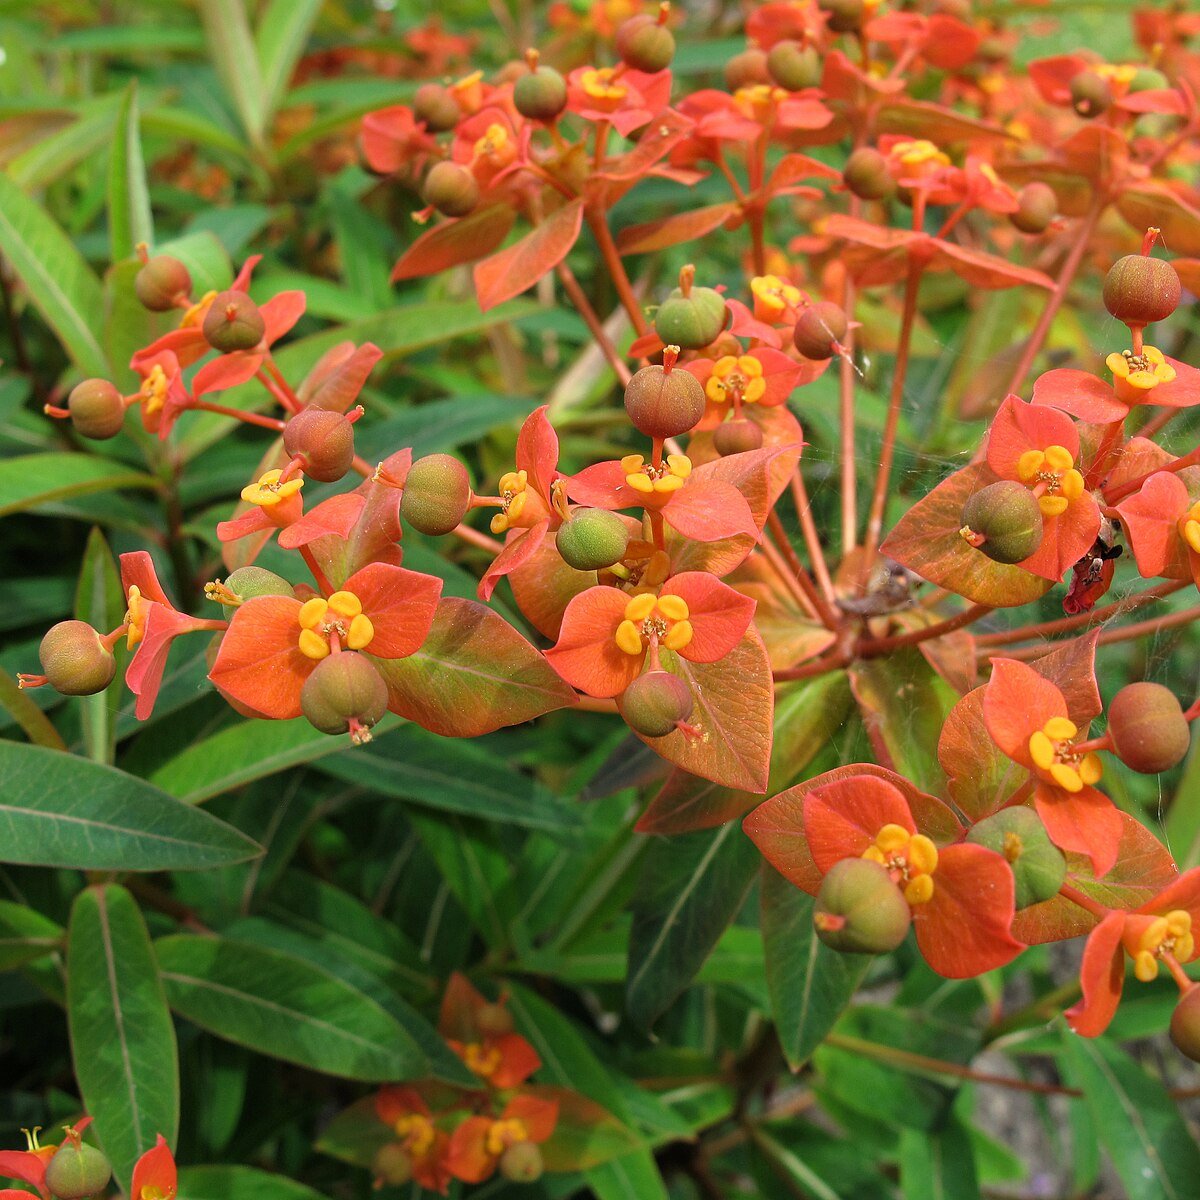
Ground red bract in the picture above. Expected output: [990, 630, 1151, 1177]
[982, 658, 1121, 876]
[361, 105, 439, 174]
[446, 1094, 558, 1183]
[1033, 351, 1200, 424]
[130, 1135, 177, 1200]
[1066, 870, 1200, 1037]
[208, 563, 441, 719]
[374, 1087, 452, 1195]
[546, 572, 755, 698]
[745, 771, 1023, 978]
[438, 973, 541, 1089]
[565, 65, 672, 135]
[985, 395, 1101, 581]
[685, 346, 804, 427]
[1116, 470, 1200, 587]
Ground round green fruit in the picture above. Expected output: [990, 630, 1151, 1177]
[622, 670, 694, 738]
[39, 621, 116, 696]
[968, 808, 1066, 909]
[960, 481, 1044, 565]
[202, 290, 265, 353]
[1107, 682, 1191, 774]
[624, 362, 706, 439]
[813, 858, 912, 954]
[654, 286, 729, 349]
[44, 1141, 112, 1200]
[401, 454, 473, 536]
[556, 509, 629, 571]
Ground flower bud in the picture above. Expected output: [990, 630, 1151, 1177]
[513, 65, 568, 121]
[616, 14, 675, 74]
[500, 1142, 544, 1183]
[767, 40, 822, 92]
[1170, 986, 1200, 1062]
[414, 83, 460, 132]
[813, 858, 912, 954]
[422, 160, 480, 218]
[1108, 682, 1191, 774]
[134, 254, 192, 312]
[373, 1143, 414, 1187]
[1103, 254, 1182, 327]
[283, 409, 356, 482]
[967, 808, 1066, 909]
[222, 566, 295, 601]
[843, 147, 896, 201]
[44, 1140, 112, 1200]
[793, 302, 848, 360]
[818, 0, 866, 34]
[301, 652, 389, 740]
[39, 621, 116, 696]
[401, 453, 472, 536]
[1010, 182, 1057, 234]
[654, 286, 729, 349]
[724, 48, 770, 90]
[1069, 69, 1112, 118]
[959, 481, 1043, 565]
[67, 378, 126, 439]
[556, 508, 629, 571]
[476, 1000, 515, 1036]
[713, 419, 763, 456]
[1129, 67, 1170, 94]
[621, 670, 694, 738]
[202, 290, 265, 353]
[624, 359, 706, 438]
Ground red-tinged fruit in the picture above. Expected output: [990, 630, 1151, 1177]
[624, 359, 706, 438]
[413, 82, 459, 131]
[44, 1140, 112, 1200]
[818, 0, 866, 34]
[1171, 987, 1200, 1062]
[475, 1001, 515, 1037]
[1107, 681, 1190, 774]
[66, 378, 126, 439]
[967, 807, 1066, 909]
[373, 1143, 414, 1187]
[1069, 69, 1112, 117]
[499, 1142, 544, 1183]
[134, 254, 191, 311]
[843, 147, 896, 201]
[724, 48, 770, 90]
[767, 40, 822, 91]
[654, 286, 729, 349]
[283, 409, 356, 482]
[1011, 182, 1057, 235]
[793, 302, 848, 361]
[1103, 254, 1182, 327]
[39, 621, 116, 695]
[960, 481, 1044, 565]
[422, 160, 480, 217]
[202, 289, 265, 352]
[622, 670, 694, 737]
[401, 453, 472, 535]
[513, 65, 568, 120]
[713, 418, 764, 456]
[813, 858, 912, 954]
[556, 508, 629, 571]
[300, 651, 389, 741]
[616, 13, 675, 73]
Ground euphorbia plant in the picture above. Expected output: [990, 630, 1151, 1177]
[8, 0, 1200, 1195]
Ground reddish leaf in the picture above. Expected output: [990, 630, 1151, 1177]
[473, 199, 584, 312]
[938, 686, 1026, 821]
[662, 478, 759, 543]
[391, 205, 516, 282]
[375, 597, 576, 735]
[617, 202, 741, 255]
[1117, 185, 1200, 256]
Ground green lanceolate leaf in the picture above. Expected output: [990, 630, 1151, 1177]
[761, 864, 870, 1070]
[177, 1166, 329, 1200]
[254, 0, 323, 127]
[67, 885, 179, 1192]
[899, 1116, 981, 1200]
[625, 822, 760, 1030]
[0, 742, 263, 870]
[155, 935, 431, 1081]
[198, 0, 266, 148]
[0, 899, 64, 970]
[108, 82, 153, 261]
[0, 453, 158, 519]
[74, 527, 125, 764]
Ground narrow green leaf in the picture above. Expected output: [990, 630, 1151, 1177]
[0, 667, 66, 750]
[0, 899, 64, 970]
[0, 453, 157, 519]
[67, 885, 179, 1192]
[108, 83, 154, 262]
[0, 174, 111, 375]
[73, 527, 125, 764]
[0, 742, 263, 871]
[761, 864, 870, 1070]
[1062, 1029, 1200, 1200]
[751, 1128, 841, 1200]
[155, 935, 428, 1081]
[198, 0, 266, 146]
[625, 824, 760, 1030]
[7, 95, 123, 191]
[255, 0, 323, 126]
[900, 1117, 981, 1200]
[177, 1166, 328, 1200]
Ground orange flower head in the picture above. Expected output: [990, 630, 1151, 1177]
[750, 275, 801, 322]
[886, 139, 950, 181]
[179, 290, 218, 329]
[240, 468, 304, 509]
[450, 70, 485, 113]
[579, 66, 629, 108]
[861, 822, 939, 905]
[472, 122, 516, 168]
[1179, 500, 1200, 556]
[1129, 910, 1194, 983]
[1027, 715, 1103, 794]
[614, 591, 693, 656]
[620, 452, 691, 497]
[1015, 443, 1085, 518]
[140, 364, 170, 418]
[1105, 345, 1176, 403]
[704, 356, 767, 406]
[297, 590, 374, 660]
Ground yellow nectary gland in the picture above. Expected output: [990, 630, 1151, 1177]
[141, 365, 169, 416]
[297, 591, 374, 660]
[1027, 716, 1102, 793]
[1106, 345, 1175, 403]
[1179, 501, 1200, 556]
[395, 1113, 436, 1156]
[241, 469, 303, 508]
[1016, 444, 1084, 517]
[490, 469, 529, 534]
[861, 822, 938, 905]
[485, 1118, 529, 1157]
[622, 453, 691, 495]
[614, 592, 693, 656]
[705, 355, 767, 405]
[581, 67, 627, 104]
[462, 1040, 503, 1078]
[125, 585, 148, 650]
[1134, 910, 1195, 982]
